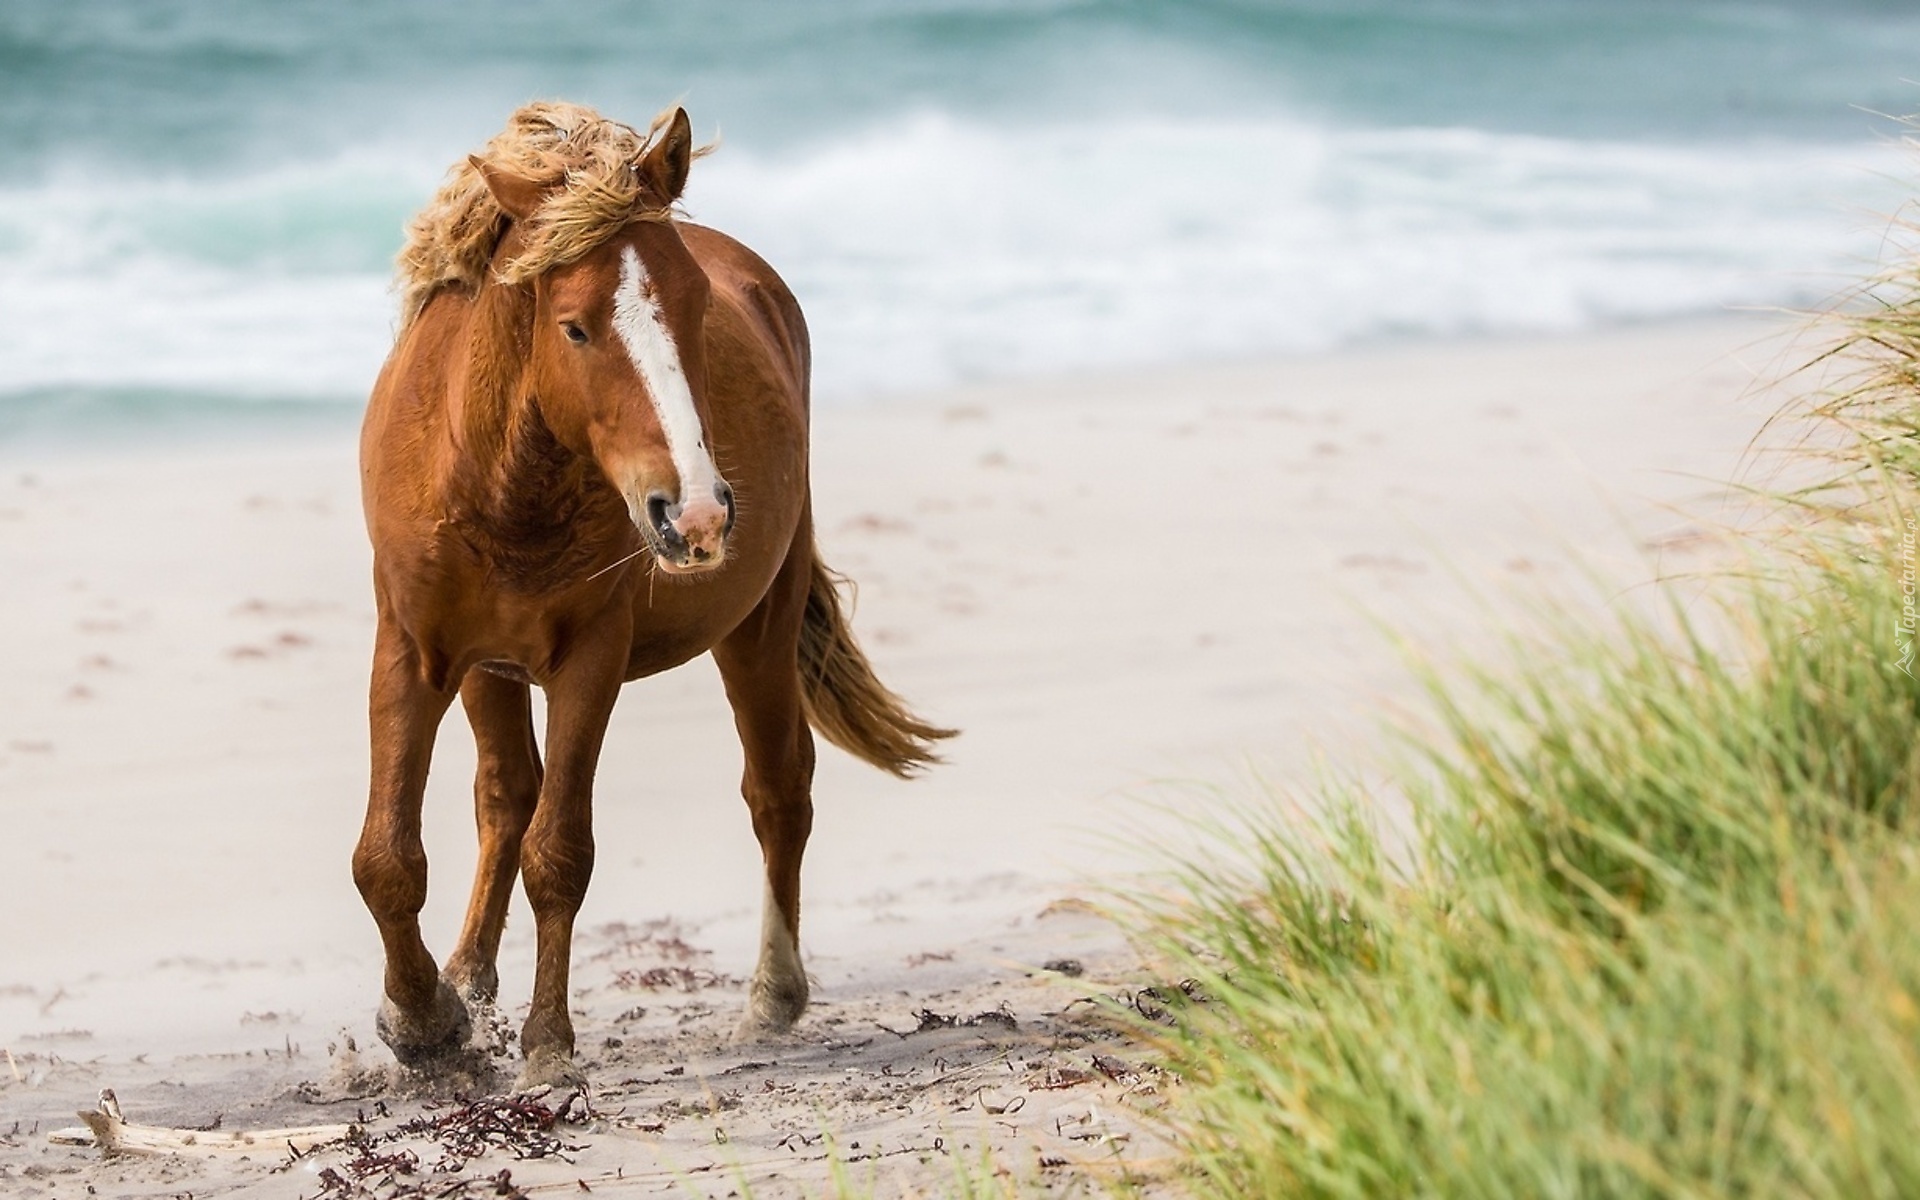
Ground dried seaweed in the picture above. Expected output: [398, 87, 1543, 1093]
[304, 1092, 590, 1199]
[608, 966, 738, 992]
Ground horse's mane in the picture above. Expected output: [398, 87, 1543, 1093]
[394, 101, 700, 331]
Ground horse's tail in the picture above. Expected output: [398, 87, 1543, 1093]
[798, 551, 956, 777]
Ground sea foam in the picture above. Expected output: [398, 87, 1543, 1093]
[0, 110, 1907, 410]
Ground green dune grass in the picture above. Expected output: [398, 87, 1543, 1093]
[1130, 229, 1920, 1197]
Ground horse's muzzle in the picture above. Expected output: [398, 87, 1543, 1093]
[641, 482, 734, 573]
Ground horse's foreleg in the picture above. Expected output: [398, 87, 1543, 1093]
[443, 671, 542, 1006]
[516, 624, 626, 1089]
[352, 619, 467, 1066]
[714, 549, 816, 1041]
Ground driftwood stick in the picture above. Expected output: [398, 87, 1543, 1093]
[48, 1089, 353, 1158]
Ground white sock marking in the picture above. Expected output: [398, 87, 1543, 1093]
[610, 246, 720, 508]
[759, 880, 802, 971]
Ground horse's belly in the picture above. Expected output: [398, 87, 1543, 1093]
[476, 659, 536, 684]
[620, 554, 785, 680]
[475, 624, 708, 686]
[620, 635, 714, 681]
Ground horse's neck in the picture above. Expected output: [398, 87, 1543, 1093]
[446, 285, 622, 564]
[452, 281, 534, 467]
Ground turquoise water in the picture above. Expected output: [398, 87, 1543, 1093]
[4, 0, 1919, 430]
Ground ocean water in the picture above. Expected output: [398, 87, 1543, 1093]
[3, 0, 1919, 433]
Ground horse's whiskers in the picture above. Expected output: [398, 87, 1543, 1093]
[584, 545, 648, 584]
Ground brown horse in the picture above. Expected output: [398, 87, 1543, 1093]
[354, 102, 952, 1087]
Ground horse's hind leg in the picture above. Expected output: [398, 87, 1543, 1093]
[353, 618, 469, 1066]
[442, 670, 542, 1007]
[714, 545, 816, 1040]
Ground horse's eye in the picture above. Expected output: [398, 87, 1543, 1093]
[561, 322, 588, 345]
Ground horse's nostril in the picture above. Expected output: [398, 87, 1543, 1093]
[715, 481, 736, 533]
[644, 492, 676, 539]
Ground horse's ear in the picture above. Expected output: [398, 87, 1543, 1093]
[470, 155, 546, 222]
[636, 108, 693, 205]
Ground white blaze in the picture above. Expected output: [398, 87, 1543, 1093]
[610, 245, 721, 509]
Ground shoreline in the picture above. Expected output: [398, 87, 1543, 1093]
[0, 313, 1812, 1192]
[0, 310, 1800, 456]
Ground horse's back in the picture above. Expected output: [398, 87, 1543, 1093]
[682, 223, 811, 420]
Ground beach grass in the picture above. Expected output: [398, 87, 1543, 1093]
[1126, 226, 1920, 1196]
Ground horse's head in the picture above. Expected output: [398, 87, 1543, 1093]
[474, 109, 732, 576]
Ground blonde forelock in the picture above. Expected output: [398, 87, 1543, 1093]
[393, 102, 706, 330]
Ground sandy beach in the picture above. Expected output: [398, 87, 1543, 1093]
[0, 315, 1806, 1195]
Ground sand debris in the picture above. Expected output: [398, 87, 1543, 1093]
[879, 1005, 1019, 1037]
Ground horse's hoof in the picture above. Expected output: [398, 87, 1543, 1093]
[517, 1048, 586, 1092]
[732, 981, 807, 1044]
[442, 962, 500, 1007]
[376, 981, 472, 1069]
